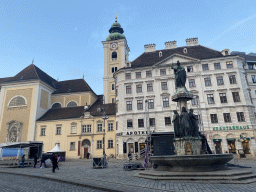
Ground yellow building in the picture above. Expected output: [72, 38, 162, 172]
[0, 64, 116, 159]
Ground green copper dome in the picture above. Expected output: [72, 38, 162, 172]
[106, 20, 125, 41]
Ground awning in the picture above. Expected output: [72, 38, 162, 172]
[0, 141, 43, 149]
[227, 138, 236, 141]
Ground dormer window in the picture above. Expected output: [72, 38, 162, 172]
[112, 52, 117, 61]
[183, 48, 187, 53]
[159, 51, 162, 57]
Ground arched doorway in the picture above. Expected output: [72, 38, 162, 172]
[82, 139, 91, 158]
[212, 134, 222, 154]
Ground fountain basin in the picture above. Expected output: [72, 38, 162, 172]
[151, 153, 233, 172]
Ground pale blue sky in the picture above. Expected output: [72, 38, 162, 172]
[0, 0, 255, 94]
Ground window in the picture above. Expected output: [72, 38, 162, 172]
[82, 125, 91, 133]
[127, 119, 133, 128]
[112, 84, 115, 90]
[192, 96, 199, 105]
[165, 117, 171, 126]
[108, 140, 113, 148]
[189, 79, 196, 87]
[216, 76, 224, 85]
[149, 118, 155, 127]
[202, 64, 209, 71]
[112, 51, 117, 60]
[126, 85, 132, 94]
[214, 63, 221, 70]
[163, 97, 169, 107]
[148, 99, 154, 109]
[204, 77, 212, 86]
[70, 142, 75, 150]
[229, 75, 237, 84]
[136, 72, 141, 79]
[138, 119, 144, 128]
[52, 103, 61, 108]
[248, 64, 254, 70]
[70, 123, 77, 134]
[67, 101, 77, 107]
[146, 71, 152, 77]
[56, 125, 61, 135]
[232, 92, 240, 102]
[97, 124, 103, 132]
[159, 82, 167, 91]
[223, 113, 231, 123]
[126, 101, 132, 111]
[187, 66, 193, 72]
[137, 100, 143, 110]
[111, 67, 118, 73]
[207, 94, 215, 104]
[226, 61, 233, 68]
[125, 73, 131, 79]
[147, 83, 153, 92]
[9, 96, 26, 107]
[108, 123, 113, 131]
[210, 114, 218, 123]
[97, 140, 102, 149]
[40, 127, 46, 136]
[237, 112, 245, 122]
[219, 93, 227, 103]
[136, 84, 142, 93]
[252, 75, 256, 83]
[112, 98, 115, 103]
[160, 69, 166, 76]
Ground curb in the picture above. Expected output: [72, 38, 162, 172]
[0, 170, 122, 192]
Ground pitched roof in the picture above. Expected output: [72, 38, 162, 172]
[130, 45, 224, 69]
[0, 64, 57, 88]
[37, 95, 116, 121]
[52, 79, 95, 95]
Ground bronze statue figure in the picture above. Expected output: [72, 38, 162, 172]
[179, 107, 193, 137]
[171, 60, 186, 89]
[173, 110, 181, 137]
[189, 109, 199, 137]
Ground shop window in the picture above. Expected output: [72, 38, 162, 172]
[165, 117, 171, 126]
[227, 140, 236, 154]
[138, 119, 144, 128]
[214, 140, 222, 154]
[242, 140, 250, 154]
[210, 114, 218, 123]
[219, 93, 227, 103]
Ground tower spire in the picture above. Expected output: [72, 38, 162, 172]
[115, 12, 117, 22]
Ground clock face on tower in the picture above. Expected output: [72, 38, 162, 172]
[110, 42, 118, 50]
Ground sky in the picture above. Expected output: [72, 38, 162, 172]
[0, 0, 255, 95]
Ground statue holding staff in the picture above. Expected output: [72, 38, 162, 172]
[171, 60, 186, 89]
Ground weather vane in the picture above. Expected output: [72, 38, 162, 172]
[115, 12, 117, 22]
[32, 59, 34, 64]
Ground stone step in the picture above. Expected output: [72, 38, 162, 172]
[139, 169, 253, 178]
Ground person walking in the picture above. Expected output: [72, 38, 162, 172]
[56, 154, 61, 170]
[40, 154, 47, 168]
[34, 154, 38, 168]
[87, 151, 90, 159]
[51, 153, 58, 173]
[21, 154, 25, 168]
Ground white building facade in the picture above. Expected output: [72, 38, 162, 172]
[113, 38, 256, 159]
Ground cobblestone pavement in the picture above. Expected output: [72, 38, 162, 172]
[0, 173, 103, 192]
[0, 158, 256, 192]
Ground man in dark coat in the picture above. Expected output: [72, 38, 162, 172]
[40, 154, 47, 168]
[34, 155, 38, 168]
[51, 153, 58, 173]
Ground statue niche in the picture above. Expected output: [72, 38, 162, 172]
[6, 120, 22, 143]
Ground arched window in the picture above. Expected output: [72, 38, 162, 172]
[52, 103, 62, 108]
[67, 101, 78, 107]
[8, 96, 26, 107]
[112, 52, 117, 60]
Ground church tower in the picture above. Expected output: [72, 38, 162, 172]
[102, 16, 130, 104]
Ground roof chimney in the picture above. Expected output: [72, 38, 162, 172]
[186, 38, 199, 46]
[165, 41, 177, 49]
[144, 44, 156, 52]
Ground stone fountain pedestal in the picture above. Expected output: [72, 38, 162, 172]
[173, 137, 202, 155]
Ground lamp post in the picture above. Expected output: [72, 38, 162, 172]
[102, 96, 109, 156]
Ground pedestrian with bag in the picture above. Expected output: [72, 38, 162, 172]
[51, 153, 58, 173]
[40, 154, 47, 168]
